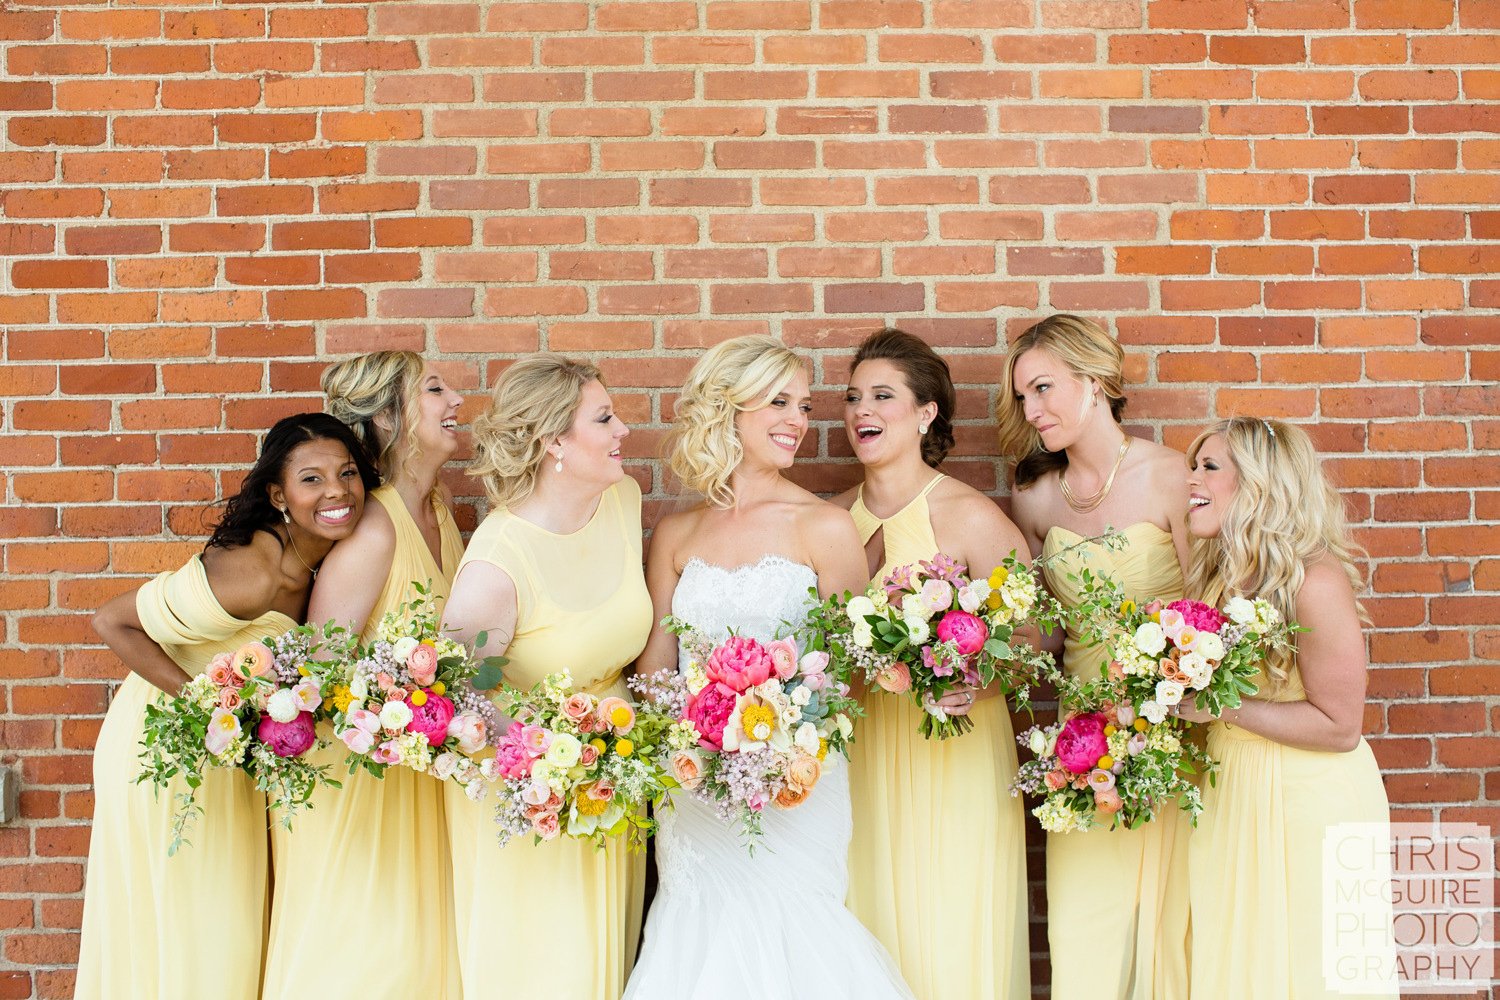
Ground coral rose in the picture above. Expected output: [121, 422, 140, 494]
[670, 748, 706, 790]
[407, 643, 439, 687]
[1055, 712, 1109, 775]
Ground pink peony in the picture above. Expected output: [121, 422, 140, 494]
[491, 722, 532, 780]
[936, 610, 989, 656]
[256, 710, 317, 758]
[1055, 712, 1109, 775]
[705, 636, 774, 693]
[765, 639, 799, 680]
[407, 643, 439, 687]
[1164, 599, 1226, 634]
[874, 661, 911, 694]
[405, 691, 455, 748]
[683, 681, 738, 751]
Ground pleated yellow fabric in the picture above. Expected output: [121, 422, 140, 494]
[76, 555, 295, 1000]
[445, 477, 652, 1000]
[1188, 665, 1396, 999]
[845, 477, 1031, 1000]
[1041, 522, 1191, 1000]
[261, 486, 464, 1000]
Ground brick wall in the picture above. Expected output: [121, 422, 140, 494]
[2, 1, 1497, 996]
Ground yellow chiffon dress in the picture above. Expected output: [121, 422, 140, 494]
[1188, 623, 1395, 999]
[76, 555, 292, 1000]
[261, 486, 464, 999]
[845, 475, 1031, 999]
[445, 477, 652, 999]
[1041, 522, 1191, 1000]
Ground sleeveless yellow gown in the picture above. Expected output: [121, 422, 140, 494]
[261, 486, 464, 999]
[76, 555, 292, 1000]
[846, 475, 1031, 999]
[445, 477, 652, 999]
[1041, 522, 1190, 1000]
[1188, 600, 1396, 999]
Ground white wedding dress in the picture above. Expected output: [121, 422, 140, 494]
[624, 555, 915, 1000]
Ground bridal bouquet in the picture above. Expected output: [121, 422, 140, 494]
[487, 672, 677, 850]
[137, 624, 345, 854]
[319, 584, 502, 799]
[806, 552, 1062, 739]
[632, 620, 860, 843]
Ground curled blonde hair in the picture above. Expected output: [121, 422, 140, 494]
[996, 315, 1128, 490]
[468, 354, 602, 509]
[666, 335, 806, 508]
[321, 351, 425, 481]
[1185, 417, 1368, 693]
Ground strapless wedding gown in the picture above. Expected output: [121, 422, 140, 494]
[623, 555, 915, 1000]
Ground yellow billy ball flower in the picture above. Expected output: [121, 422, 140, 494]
[1133, 718, 1149, 732]
[1119, 600, 1136, 616]
[1149, 611, 1161, 623]
[297, 665, 310, 677]
[609, 705, 633, 729]
[817, 738, 829, 760]
[614, 739, 634, 758]
[430, 681, 445, 696]
[1097, 754, 1114, 769]
[1103, 724, 1118, 737]
[590, 738, 608, 755]
[410, 690, 428, 707]
[988, 566, 1009, 587]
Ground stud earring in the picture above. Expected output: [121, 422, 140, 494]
[918, 424, 928, 434]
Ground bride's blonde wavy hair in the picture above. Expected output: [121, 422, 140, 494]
[468, 354, 601, 509]
[1185, 417, 1368, 693]
[666, 335, 806, 509]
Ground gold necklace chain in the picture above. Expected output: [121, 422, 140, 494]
[285, 524, 318, 578]
[1059, 436, 1131, 514]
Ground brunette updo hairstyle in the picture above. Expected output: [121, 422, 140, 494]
[851, 328, 956, 468]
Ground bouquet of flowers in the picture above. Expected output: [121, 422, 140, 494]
[486, 672, 677, 850]
[137, 624, 345, 854]
[631, 620, 860, 843]
[319, 584, 502, 799]
[806, 553, 1062, 739]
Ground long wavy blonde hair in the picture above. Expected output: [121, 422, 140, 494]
[1185, 417, 1368, 692]
[665, 335, 806, 508]
[468, 354, 602, 509]
[995, 314, 1128, 490]
[321, 351, 426, 482]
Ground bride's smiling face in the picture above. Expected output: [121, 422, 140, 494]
[734, 369, 812, 472]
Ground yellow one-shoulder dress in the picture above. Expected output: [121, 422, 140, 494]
[1189, 653, 1395, 999]
[76, 555, 292, 1000]
[445, 477, 652, 999]
[261, 486, 464, 999]
[1041, 522, 1191, 1000]
[845, 476, 1031, 1000]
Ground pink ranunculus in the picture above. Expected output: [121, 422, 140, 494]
[217, 687, 243, 711]
[1093, 786, 1124, 815]
[340, 726, 375, 755]
[520, 723, 551, 757]
[405, 691, 455, 748]
[407, 643, 439, 687]
[257, 710, 317, 758]
[1054, 712, 1109, 775]
[596, 696, 636, 735]
[532, 811, 561, 840]
[683, 681, 738, 752]
[1165, 599, 1226, 635]
[936, 609, 989, 656]
[579, 743, 599, 766]
[561, 693, 596, 724]
[765, 638, 799, 680]
[232, 641, 274, 680]
[874, 660, 911, 694]
[446, 711, 489, 754]
[705, 636, 774, 693]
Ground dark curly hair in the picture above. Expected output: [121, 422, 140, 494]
[206, 413, 380, 551]
[851, 328, 957, 468]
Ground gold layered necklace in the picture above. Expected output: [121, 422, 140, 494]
[285, 525, 318, 579]
[1059, 436, 1131, 513]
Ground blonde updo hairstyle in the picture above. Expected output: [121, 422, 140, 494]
[996, 314, 1129, 490]
[321, 350, 426, 481]
[1185, 417, 1368, 693]
[666, 335, 806, 509]
[468, 354, 603, 509]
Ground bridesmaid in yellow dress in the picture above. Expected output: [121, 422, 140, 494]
[1175, 418, 1395, 999]
[999, 315, 1195, 1000]
[261, 351, 466, 998]
[78, 413, 375, 1000]
[441, 354, 651, 999]
[836, 329, 1031, 999]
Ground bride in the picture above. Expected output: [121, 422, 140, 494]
[625, 336, 915, 1000]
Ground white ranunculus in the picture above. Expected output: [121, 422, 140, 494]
[851, 621, 874, 648]
[846, 596, 876, 621]
[1192, 632, 1225, 662]
[794, 722, 820, 756]
[349, 675, 369, 701]
[1224, 596, 1256, 625]
[266, 688, 301, 724]
[835, 714, 853, 740]
[391, 636, 419, 664]
[1028, 729, 1048, 757]
[379, 699, 413, 731]
[1141, 700, 1168, 725]
[544, 732, 582, 768]
[1133, 621, 1168, 656]
[1179, 652, 1213, 689]
[1155, 679, 1185, 707]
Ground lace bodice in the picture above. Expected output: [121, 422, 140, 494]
[670, 554, 820, 653]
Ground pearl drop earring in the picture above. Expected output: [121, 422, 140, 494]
[554, 449, 564, 474]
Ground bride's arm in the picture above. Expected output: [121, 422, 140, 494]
[805, 506, 868, 600]
[631, 513, 688, 682]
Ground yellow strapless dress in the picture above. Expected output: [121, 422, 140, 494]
[1041, 522, 1190, 1000]
[261, 485, 464, 999]
[845, 476, 1030, 999]
[445, 478, 652, 999]
[76, 555, 293, 1000]
[1189, 656, 1396, 998]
